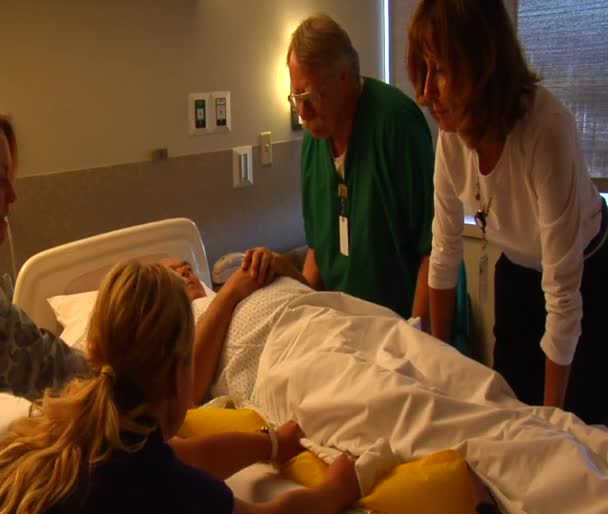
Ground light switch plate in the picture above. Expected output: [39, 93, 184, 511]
[188, 91, 231, 135]
[259, 131, 272, 166]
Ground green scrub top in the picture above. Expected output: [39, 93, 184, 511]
[302, 77, 434, 318]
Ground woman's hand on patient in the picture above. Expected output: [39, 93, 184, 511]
[243, 247, 311, 288]
[270, 253, 300, 279]
[242, 247, 277, 285]
[275, 420, 305, 465]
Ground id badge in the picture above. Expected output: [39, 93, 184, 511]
[478, 241, 489, 305]
[339, 215, 350, 256]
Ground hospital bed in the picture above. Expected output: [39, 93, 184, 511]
[8, 218, 608, 514]
[7, 217, 355, 510]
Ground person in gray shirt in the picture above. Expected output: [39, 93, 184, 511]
[0, 116, 89, 400]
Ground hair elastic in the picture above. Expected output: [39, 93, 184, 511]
[101, 364, 116, 383]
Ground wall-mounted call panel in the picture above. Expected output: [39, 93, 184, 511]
[189, 91, 231, 136]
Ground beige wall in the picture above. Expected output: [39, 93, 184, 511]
[0, 0, 384, 285]
[2, 141, 306, 276]
[0, 0, 383, 177]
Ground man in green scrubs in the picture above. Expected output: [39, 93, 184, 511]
[287, 14, 434, 322]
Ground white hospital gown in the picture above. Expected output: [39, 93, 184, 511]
[210, 277, 312, 401]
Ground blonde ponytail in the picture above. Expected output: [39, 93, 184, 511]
[0, 261, 193, 513]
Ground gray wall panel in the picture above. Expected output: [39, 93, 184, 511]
[2, 140, 305, 276]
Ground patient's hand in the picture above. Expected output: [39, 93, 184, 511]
[270, 253, 299, 278]
[243, 247, 310, 288]
[242, 247, 276, 285]
[222, 267, 269, 304]
[275, 420, 306, 465]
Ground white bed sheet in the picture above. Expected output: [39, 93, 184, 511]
[252, 291, 608, 514]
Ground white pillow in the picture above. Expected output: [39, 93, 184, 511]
[0, 393, 31, 434]
[47, 281, 215, 349]
[47, 290, 98, 349]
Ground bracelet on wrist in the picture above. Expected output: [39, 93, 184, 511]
[259, 425, 278, 462]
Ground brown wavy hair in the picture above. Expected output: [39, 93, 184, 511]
[0, 116, 18, 179]
[407, 0, 539, 144]
[0, 261, 194, 514]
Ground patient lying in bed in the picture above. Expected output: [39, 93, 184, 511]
[118, 250, 608, 513]
[41, 249, 608, 513]
[188, 249, 608, 514]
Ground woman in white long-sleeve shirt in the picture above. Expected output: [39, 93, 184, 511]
[406, 0, 608, 425]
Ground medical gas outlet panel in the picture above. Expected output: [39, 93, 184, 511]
[188, 91, 231, 136]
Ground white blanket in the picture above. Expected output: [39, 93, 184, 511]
[252, 292, 608, 514]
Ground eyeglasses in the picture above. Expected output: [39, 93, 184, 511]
[287, 89, 322, 110]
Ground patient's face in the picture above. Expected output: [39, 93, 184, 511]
[160, 259, 206, 301]
[0, 132, 16, 244]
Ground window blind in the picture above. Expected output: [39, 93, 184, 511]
[518, 0, 608, 178]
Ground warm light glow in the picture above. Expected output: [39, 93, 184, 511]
[273, 22, 298, 114]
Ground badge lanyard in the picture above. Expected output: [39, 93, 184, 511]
[338, 182, 349, 256]
[474, 175, 492, 305]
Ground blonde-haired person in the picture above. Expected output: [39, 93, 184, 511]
[408, 0, 608, 424]
[289, 13, 435, 326]
[0, 116, 90, 400]
[0, 260, 360, 514]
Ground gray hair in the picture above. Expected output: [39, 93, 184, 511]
[287, 13, 360, 80]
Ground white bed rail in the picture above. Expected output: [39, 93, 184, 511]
[14, 218, 210, 332]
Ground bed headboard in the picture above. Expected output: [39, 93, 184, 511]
[13, 218, 211, 332]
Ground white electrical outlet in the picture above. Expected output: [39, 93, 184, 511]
[233, 145, 253, 188]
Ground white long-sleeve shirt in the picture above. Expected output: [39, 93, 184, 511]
[429, 86, 603, 365]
